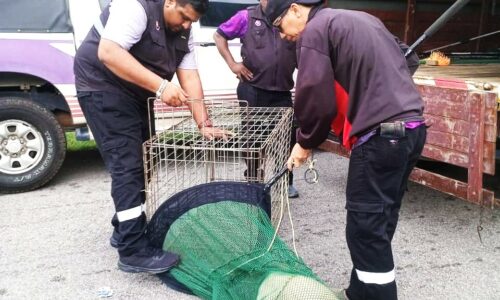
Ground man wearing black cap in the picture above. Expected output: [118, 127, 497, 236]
[266, 1, 426, 300]
[213, 0, 300, 198]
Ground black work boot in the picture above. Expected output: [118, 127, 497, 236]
[118, 247, 180, 274]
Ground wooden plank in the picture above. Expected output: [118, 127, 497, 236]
[425, 129, 469, 153]
[409, 168, 496, 207]
[467, 93, 485, 203]
[418, 84, 470, 103]
[410, 168, 468, 199]
[483, 142, 496, 175]
[318, 133, 495, 175]
[415, 64, 500, 84]
[485, 93, 498, 106]
[421, 144, 469, 168]
[424, 115, 496, 142]
[424, 115, 470, 137]
[485, 124, 497, 143]
[485, 108, 497, 125]
[424, 101, 470, 120]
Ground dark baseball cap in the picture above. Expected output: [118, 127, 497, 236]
[266, 0, 323, 26]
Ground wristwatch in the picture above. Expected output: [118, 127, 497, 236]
[155, 79, 169, 100]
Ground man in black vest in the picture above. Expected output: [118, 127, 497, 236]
[74, 0, 226, 274]
[213, 0, 300, 198]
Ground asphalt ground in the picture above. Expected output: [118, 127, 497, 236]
[1, 149, 499, 299]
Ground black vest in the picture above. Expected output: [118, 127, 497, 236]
[240, 6, 296, 91]
[74, 0, 190, 101]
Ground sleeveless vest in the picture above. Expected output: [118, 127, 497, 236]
[240, 6, 296, 91]
[74, 0, 190, 101]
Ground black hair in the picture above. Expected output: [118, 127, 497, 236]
[177, 0, 209, 15]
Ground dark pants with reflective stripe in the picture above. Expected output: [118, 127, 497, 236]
[77, 91, 154, 256]
[237, 81, 295, 184]
[345, 126, 426, 300]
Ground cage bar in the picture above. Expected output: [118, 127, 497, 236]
[144, 99, 293, 223]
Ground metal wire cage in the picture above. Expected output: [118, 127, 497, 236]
[143, 99, 293, 223]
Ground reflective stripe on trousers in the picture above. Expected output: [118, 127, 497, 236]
[356, 269, 395, 285]
[116, 204, 146, 222]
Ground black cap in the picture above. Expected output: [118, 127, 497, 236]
[265, 0, 322, 25]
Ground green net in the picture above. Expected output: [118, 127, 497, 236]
[162, 201, 340, 300]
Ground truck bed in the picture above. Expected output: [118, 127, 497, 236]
[321, 62, 500, 206]
[414, 63, 500, 86]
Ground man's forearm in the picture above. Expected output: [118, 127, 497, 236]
[177, 69, 209, 126]
[214, 32, 236, 69]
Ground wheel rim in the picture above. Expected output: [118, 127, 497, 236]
[0, 119, 45, 175]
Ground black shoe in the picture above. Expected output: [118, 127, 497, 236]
[110, 235, 119, 248]
[118, 247, 180, 274]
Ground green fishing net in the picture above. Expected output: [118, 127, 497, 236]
[162, 200, 340, 300]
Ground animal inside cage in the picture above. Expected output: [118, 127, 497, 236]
[143, 99, 294, 222]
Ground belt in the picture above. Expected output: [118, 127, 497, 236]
[353, 118, 425, 149]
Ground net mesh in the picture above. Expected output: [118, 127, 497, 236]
[144, 100, 340, 299]
[144, 99, 293, 224]
[147, 190, 339, 300]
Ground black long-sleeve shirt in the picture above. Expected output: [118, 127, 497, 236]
[295, 8, 423, 150]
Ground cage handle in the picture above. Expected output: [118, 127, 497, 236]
[263, 167, 289, 194]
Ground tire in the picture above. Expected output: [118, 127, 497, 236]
[0, 97, 66, 193]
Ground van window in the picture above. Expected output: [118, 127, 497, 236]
[200, 0, 258, 27]
[0, 0, 72, 33]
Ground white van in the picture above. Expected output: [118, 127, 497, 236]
[0, 0, 257, 192]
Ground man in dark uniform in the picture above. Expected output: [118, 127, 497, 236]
[213, 0, 300, 198]
[266, 1, 426, 299]
[74, 0, 227, 274]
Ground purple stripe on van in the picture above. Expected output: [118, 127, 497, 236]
[0, 39, 75, 84]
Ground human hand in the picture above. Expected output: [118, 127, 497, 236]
[199, 126, 234, 141]
[161, 82, 189, 107]
[230, 62, 253, 81]
[287, 143, 312, 170]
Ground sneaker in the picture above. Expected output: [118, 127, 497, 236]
[118, 247, 180, 274]
[288, 185, 299, 198]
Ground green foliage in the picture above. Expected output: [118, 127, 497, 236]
[65, 132, 97, 152]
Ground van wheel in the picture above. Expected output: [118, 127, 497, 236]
[0, 97, 66, 193]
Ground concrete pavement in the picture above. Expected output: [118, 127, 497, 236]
[1, 149, 499, 299]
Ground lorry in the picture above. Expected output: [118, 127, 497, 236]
[319, 0, 500, 207]
[0, 0, 257, 193]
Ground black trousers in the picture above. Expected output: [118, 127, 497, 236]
[345, 125, 426, 300]
[77, 91, 155, 256]
[237, 82, 296, 184]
